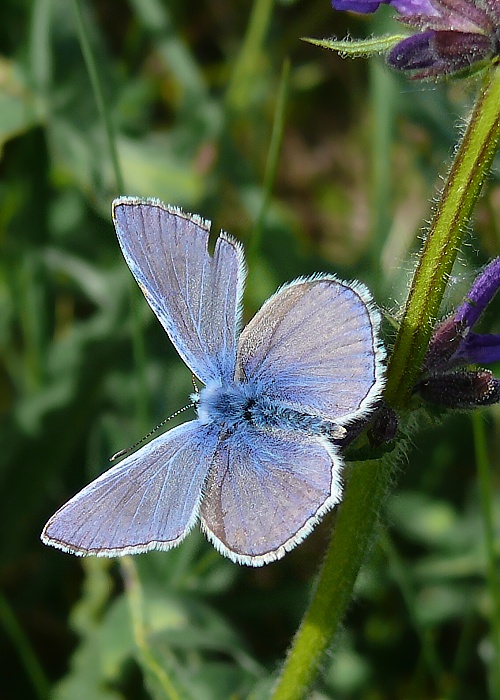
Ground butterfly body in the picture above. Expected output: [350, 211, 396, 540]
[195, 379, 341, 437]
[41, 197, 385, 566]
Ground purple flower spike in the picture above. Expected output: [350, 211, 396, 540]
[418, 259, 500, 410]
[426, 258, 500, 371]
[395, 0, 437, 13]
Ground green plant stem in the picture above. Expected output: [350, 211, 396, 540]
[271, 452, 398, 700]
[272, 66, 500, 700]
[385, 66, 500, 408]
[472, 412, 500, 699]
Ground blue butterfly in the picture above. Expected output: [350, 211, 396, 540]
[41, 197, 385, 566]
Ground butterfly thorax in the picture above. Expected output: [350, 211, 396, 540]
[194, 381, 343, 438]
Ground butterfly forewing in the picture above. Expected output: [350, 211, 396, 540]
[235, 277, 384, 425]
[113, 198, 246, 384]
[42, 422, 220, 556]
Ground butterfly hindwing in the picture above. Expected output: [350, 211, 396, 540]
[200, 425, 342, 566]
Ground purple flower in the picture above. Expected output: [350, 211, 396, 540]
[416, 259, 500, 409]
[332, 0, 437, 15]
[332, 0, 500, 79]
[388, 29, 497, 77]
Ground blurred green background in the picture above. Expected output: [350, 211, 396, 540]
[1, 0, 500, 698]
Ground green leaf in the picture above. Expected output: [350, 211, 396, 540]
[302, 34, 408, 58]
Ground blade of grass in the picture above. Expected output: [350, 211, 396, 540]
[0, 588, 50, 700]
[369, 58, 395, 284]
[447, 603, 477, 700]
[72, 0, 125, 194]
[379, 527, 445, 691]
[120, 557, 189, 700]
[18, 256, 44, 392]
[247, 58, 290, 262]
[226, 0, 274, 112]
[368, 11, 398, 285]
[28, 0, 52, 113]
[72, 0, 151, 433]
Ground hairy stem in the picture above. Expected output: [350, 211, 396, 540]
[272, 65, 500, 700]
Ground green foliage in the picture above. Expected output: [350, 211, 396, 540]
[1, 1, 499, 699]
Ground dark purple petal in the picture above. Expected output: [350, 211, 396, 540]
[455, 332, 500, 365]
[424, 315, 466, 371]
[331, 0, 436, 14]
[388, 30, 438, 70]
[455, 258, 500, 328]
[332, 0, 386, 11]
[416, 370, 500, 408]
[388, 30, 495, 76]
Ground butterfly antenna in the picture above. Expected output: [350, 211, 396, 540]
[191, 374, 200, 395]
[110, 403, 194, 462]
